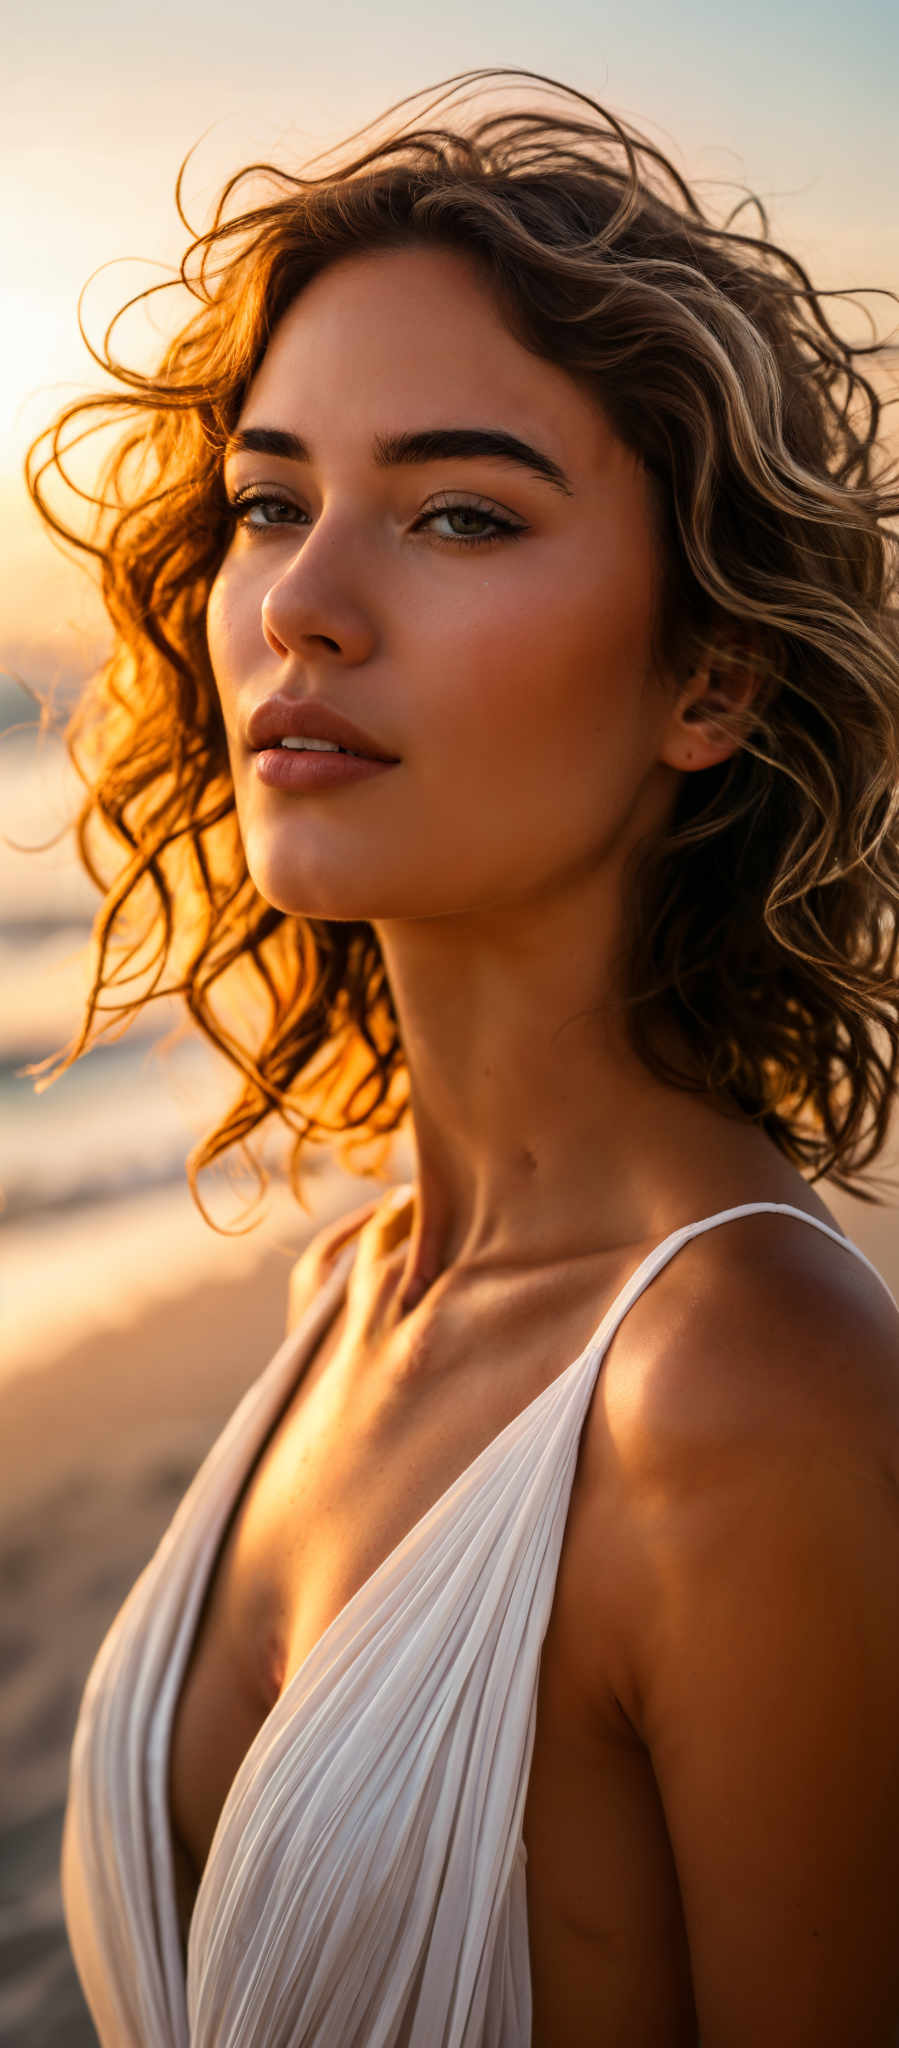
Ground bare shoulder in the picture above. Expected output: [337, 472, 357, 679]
[578, 1207, 899, 2044]
[581, 1204, 899, 1716]
[600, 1204, 899, 1485]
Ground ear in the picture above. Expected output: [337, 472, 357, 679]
[659, 639, 761, 774]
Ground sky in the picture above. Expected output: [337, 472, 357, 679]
[3, 0, 898, 689]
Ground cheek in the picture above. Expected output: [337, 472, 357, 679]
[205, 566, 238, 690]
[425, 538, 655, 772]
[205, 559, 265, 705]
[204, 570, 259, 805]
[402, 536, 661, 889]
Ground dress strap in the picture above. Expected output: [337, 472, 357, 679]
[648, 1201, 897, 1311]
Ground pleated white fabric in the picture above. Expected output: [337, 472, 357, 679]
[61, 1200, 894, 2048]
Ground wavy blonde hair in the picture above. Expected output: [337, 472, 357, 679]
[24, 67, 899, 1222]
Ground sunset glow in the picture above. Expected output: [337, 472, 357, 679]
[5, 8, 897, 690]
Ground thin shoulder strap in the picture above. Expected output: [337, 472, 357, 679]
[656, 1201, 898, 1310]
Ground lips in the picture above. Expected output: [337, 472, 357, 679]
[246, 694, 399, 763]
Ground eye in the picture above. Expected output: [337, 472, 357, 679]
[413, 495, 526, 549]
[226, 488, 304, 532]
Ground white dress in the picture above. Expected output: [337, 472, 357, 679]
[60, 1199, 893, 2047]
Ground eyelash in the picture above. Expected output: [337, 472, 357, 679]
[224, 487, 525, 550]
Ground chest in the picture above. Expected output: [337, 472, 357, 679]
[167, 1298, 698, 2045]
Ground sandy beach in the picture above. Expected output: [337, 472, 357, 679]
[2, 1163, 897, 2045]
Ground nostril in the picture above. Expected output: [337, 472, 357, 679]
[261, 614, 290, 659]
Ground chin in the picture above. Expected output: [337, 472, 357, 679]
[242, 858, 389, 922]
[248, 874, 373, 921]
[238, 822, 455, 923]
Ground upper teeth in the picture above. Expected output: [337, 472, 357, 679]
[280, 736, 343, 751]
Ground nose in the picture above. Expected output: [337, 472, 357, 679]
[260, 526, 376, 666]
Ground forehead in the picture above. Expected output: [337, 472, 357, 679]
[238, 243, 613, 468]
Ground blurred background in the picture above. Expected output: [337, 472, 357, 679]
[2, 1, 898, 2038]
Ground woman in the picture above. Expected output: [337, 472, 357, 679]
[28, 66, 899, 2048]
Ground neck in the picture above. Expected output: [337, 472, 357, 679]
[371, 885, 738, 1313]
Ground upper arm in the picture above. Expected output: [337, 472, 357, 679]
[600, 1242, 899, 2046]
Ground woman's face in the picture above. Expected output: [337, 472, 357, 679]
[207, 242, 684, 923]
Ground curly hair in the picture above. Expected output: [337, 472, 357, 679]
[23, 65, 899, 1224]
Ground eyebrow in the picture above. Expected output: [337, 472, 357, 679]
[223, 424, 574, 496]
